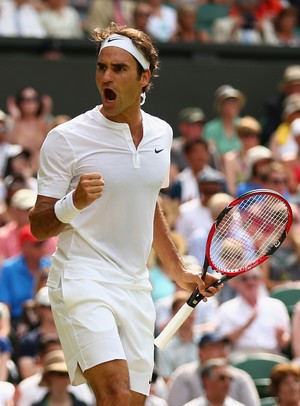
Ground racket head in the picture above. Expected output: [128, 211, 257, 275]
[205, 189, 293, 276]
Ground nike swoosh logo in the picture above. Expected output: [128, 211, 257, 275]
[107, 37, 124, 43]
[155, 148, 164, 154]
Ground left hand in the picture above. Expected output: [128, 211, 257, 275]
[174, 268, 223, 301]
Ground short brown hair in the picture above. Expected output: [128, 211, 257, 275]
[93, 23, 159, 92]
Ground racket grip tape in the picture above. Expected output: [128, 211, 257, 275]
[154, 303, 194, 349]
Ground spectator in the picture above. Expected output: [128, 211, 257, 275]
[212, 0, 277, 45]
[269, 362, 300, 406]
[169, 138, 221, 204]
[236, 145, 273, 196]
[0, 224, 52, 327]
[0, 0, 46, 38]
[31, 350, 89, 406]
[17, 287, 58, 379]
[132, 1, 153, 35]
[39, 0, 84, 39]
[223, 116, 261, 197]
[0, 188, 56, 265]
[281, 117, 300, 195]
[146, 0, 177, 42]
[270, 93, 300, 161]
[16, 336, 95, 406]
[261, 64, 300, 146]
[175, 169, 225, 242]
[272, 6, 300, 47]
[183, 358, 246, 406]
[261, 203, 300, 291]
[171, 107, 219, 173]
[170, 3, 211, 43]
[85, 0, 135, 37]
[155, 290, 199, 383]
[0, 302, 12, 382]
[167, 332, 260, 406]
[0, 109, 22, 179]
[203, 85, 245, 163]
[217, 269, 291, 357]
[292, 301, 300, 365]
[6, 86, 52, 174]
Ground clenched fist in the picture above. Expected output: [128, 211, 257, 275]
[73, 173, 105, 210]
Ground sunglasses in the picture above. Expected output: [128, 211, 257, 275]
[239, 131, 259, 138]
[19, 96, 39, 102]
[269, 178, 287, 185]
[213, 374, 233, 382]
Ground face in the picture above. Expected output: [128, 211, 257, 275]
[186, 144, 209, 172]
[266, 172, 288, 195]
[277, 373, 300, 403]
[235, 273, 261, 300]
[220, 98, 241, 118]
[96, 47, 150, 122]
[204, 366, 233, 401]
[179, 121, 204, 140]
[18, 88, 40, 115]
[238, 129, 259, 150]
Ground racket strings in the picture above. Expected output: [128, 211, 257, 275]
[209, 195, 289, 273]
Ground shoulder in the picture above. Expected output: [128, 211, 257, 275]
[143, 111, 173, 133]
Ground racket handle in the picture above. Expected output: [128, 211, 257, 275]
[154, 303, 194, 349]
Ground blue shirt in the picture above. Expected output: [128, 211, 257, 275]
[0, 255, 51, 319]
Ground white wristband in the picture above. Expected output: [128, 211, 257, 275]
[54, 191, 82, 224]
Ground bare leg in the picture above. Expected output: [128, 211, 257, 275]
[83, 359, 146, 406]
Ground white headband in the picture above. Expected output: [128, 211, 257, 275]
[99, 34, 150, 71]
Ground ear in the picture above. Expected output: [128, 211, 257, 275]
[141, 69, 151, 87]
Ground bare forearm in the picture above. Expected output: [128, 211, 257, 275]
[29, 204, 66, 240]
[152, 202, 184, 280]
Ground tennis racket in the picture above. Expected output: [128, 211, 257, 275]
[154, 189, 293, 349]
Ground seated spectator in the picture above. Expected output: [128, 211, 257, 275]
[155, 290, 199, 383]
[175, 169, 225, 242]
[170, 4, 211, 43]
[0, 302, 12, 382]
[0, 0, 46, 38]
[0, 188, 56, 266]
[272, 6, 300, 47]
[146, 0, 177, 42]
[31, 350, 89, 406]
[39, 0, 84, 39]
[203, 85, 245, 164]
[16, 336, 95, 406]
[85, 0, 135, 37]
[132, 1, 153, 35]
[212, 0, 277, 45]
[236, 145, 273, 197]
[183, 358, 246, 406]
[270, 93, 300, 161]
[17, 287, 58, 379]
[261, 64, 300, 146]
[169, 138, 221, 204]
[0, 224, 52, 328]
[269, 362, 300, 406]
[167, 332, 260, 406]
[292, 301, 300, 365]
[6, 86, 53, 174]
[223, 116, 261, 197]
[217, 269, 291, 357]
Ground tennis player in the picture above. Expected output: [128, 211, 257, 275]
[29, 24, 222, 406]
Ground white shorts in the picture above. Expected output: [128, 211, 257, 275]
[48, 275, 156, 396]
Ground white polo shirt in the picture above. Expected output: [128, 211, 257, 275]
[38, 106, 172, 289]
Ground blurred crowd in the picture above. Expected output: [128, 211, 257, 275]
[1, 0, 300, 48]
[0, 46, 300, 406]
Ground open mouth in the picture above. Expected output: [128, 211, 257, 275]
[104, 88, 117, 102]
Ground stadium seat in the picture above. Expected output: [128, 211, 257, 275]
[270, 283, 300, 317]
[260, 397, 276, 406]
[196, 4, 229, 33]
[230, 352, 290, 398]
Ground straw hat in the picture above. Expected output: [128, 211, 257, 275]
[39, 350, 69, 386]
[279, 65, 300, 91]
[236, 116, 262, 134]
